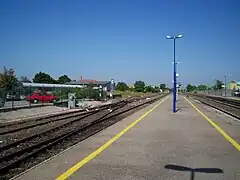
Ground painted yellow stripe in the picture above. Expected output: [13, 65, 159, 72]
[56, 96, 169, 180]
[185, 97, 240, 151]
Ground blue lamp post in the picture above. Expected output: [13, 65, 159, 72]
[166, 34, 183, 113]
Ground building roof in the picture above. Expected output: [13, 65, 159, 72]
[67, 76, 111, 85]
[22, 82, 83, 88]
[230, 81, 240, 85]
[67, 80, 110, 85]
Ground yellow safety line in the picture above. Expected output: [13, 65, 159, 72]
[56, 96, 169, 180]
[185, 97, 240, 152]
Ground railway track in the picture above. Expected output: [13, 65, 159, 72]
[0, 101, 133, 147]
[0, 101, 128, 149]
[192, 94, 240, 107]
[0, 100, 130, 135]
[188, 94, 240, 120]
[0, 94, 167, 179]
[0, 102, 128, 174]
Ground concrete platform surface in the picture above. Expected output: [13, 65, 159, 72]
[13, 95, 240, 180]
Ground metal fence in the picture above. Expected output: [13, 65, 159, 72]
[196, 89, 236, 97]
[0, 85, 106, 111]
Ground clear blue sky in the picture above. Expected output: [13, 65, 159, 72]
[0, 0, 239, 87]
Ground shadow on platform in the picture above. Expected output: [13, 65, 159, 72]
[164, 164, 223, 180]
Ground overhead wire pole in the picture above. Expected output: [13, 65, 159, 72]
[166, 34, 183, 113]
[224, 75, 227, 97]
[223, 74, 231, 97]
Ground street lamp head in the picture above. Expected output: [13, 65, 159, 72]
[167, 34, 183, 39]
[177, 34, 183, 38]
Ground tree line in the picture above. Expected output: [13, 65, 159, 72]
[0, 68, 73, 91]
[115, 81, 167, 93]
[20, 70, 168, 93]
[22, 72, 72, 84]
[186, 80, 224, 92]
[0, 68, 167, 94]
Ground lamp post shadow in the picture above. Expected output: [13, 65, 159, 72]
[164, 164, 223, 180]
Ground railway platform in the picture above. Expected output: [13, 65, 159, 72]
[13, 95, 240, 180]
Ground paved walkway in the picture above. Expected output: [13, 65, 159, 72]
[13, 95, 240, 180]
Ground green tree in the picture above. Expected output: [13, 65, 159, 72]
[186, 84, 197, 92]
[134, 81, 145, 92]
[20, 76, 32, 83]
[115, 82, 129, 91]
[0, 67, 18, 90]
[145, 85, 154, 92]
[160, 84, 166, 91]
[0, 67, 20, 107]
[33, 72, 56, 84]
[197, 84, 207, 91]
[214, 80, 224, 90]
[58, 75, 71, 84]
[154, 86, 160, 92]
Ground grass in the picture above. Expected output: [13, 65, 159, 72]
[113, 90, 160, 98]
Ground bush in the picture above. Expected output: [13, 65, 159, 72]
[115, 82, 128, 91]
[134, 81, 145, 92]
[0, 88, 7, 107]
[73, 88, 106, 100]
[39, 87, 107, 101]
